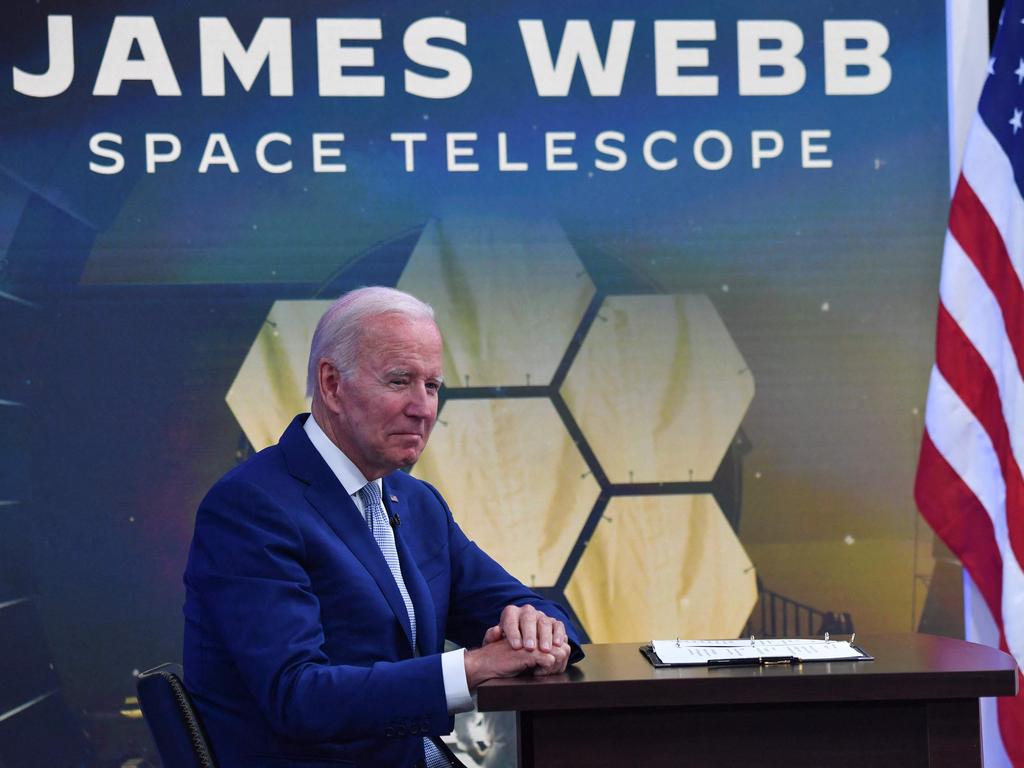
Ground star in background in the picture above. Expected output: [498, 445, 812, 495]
[1010, 108, 1023, 134]
[1017, 58, 1024, 84]
[989, 56, 997, 76]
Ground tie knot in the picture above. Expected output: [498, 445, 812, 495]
[359, 482, 382, 508]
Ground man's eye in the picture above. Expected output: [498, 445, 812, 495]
[426, 381, 440, 392]
[390, 378, 409, 387]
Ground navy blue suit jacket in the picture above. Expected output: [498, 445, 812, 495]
[183, 415, 581, 768]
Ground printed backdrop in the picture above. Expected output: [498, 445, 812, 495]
[0, 1, 950, 763]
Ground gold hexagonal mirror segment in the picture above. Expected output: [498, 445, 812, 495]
[412, 398, 599, 587]
[561, 294, 754, 484]
[565, 495, 757, 642]
[226, 300, 329, 451]
[397, 215, 595, 388]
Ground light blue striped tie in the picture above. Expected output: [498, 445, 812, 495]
[358, 483, 450, 768]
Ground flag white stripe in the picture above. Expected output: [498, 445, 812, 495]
[940, 233, 1024, 472]
[965, 576, 1015, 768]
[924, 368, 1024, 670]
[961, 114, 1024, 290]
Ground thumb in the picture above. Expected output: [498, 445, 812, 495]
[482, 625, 503, 645]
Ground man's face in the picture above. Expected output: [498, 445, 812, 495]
[325, 313, 444, 480]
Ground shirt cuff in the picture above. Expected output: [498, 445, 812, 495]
[441, 648, 474, 714]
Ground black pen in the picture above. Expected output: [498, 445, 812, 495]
[707, 656, 799, 668]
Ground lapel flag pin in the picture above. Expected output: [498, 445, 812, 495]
[390, 495, 398, 503]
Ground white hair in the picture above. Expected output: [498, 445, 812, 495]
[306, 286, 435, 397]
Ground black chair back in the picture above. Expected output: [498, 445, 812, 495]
[136, 663, 217, 768]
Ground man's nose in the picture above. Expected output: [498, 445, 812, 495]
[404, 383, 434, 418]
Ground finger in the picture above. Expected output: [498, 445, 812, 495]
[531, 653, 558, 675]
[482, 625, 503, 645]
[553, 644, 570, 673]
[546, 646, 569, 674]
[552, 620, 567, 647]
[501, 605, 523, 649]
[519, 606, 539, 650]
[538, 617, 553, 653]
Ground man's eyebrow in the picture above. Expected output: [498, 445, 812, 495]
[383, 369, 443, 384]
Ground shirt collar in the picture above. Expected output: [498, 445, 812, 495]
[303, 413, 381, 497]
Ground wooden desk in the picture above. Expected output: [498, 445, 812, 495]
[477, 634, 1018, 767]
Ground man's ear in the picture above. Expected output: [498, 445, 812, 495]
[317, 360, 344, 414]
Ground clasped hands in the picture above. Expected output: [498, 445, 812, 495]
[463, 604, 571, 689]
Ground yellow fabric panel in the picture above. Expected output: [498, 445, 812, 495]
[413, 398, 599, 586]
[566, 495, 757, 643]
[397, 215, 595, 387]
[226, 300, 326, 450]
[561, 294, 754, 483]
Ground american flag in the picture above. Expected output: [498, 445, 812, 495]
[915, 3, 1024, 765]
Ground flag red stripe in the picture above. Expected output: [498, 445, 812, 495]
[915, 432, 1004, 623]
[948, 175, 1024, 379]
[935, 303, 1024, 568]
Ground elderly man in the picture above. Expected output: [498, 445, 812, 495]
[183, 286, 582, 768]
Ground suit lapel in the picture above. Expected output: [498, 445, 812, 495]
[280, 417, 415, 652]
[383, 477, 438, 656]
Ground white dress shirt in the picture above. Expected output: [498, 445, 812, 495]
[303, 414, 474, 714]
